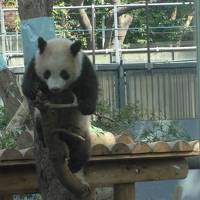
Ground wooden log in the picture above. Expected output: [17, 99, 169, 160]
[19, 147, 34, 159]
[92, 144, 111, 156]
[148, 141, 171, 153]
[189, 140, 200, 152]
[112, 143, 132, 154]
[90, 131, 116, 146]
[0, 68, 22, 120]
[170, 140, 192, 152]
[132, 142, 152, 154]
[85, 158, 188, 186]
[0, 149, 23, 161]
[116, 134, 134, 144]
[114, 183, 135, 200]
[16, 131, 34, 149]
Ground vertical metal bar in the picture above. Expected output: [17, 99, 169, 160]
[196, 0, 200, 130]
[0, 9, 6, 54]
[91, 4, 96, 65]
[145, 0, 151, 64]
[118, 62, 125, 109]
[175, 68, 179, 119]
[188, 70, 192, 118]
[114, 5, 120, 64]
[140, 71, 144, 119]
[151, 70, 155, 120]
[163, 71, 166, 119]
[102, 15, 105, 48]
[145, 71, 149, 119]
[168, 70, 173, 119]
[157, 71, 161, 119]
[181, 70, 185, 119]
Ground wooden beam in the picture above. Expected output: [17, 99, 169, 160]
[114, 183, 135, 200]
[0, 158, 188, 194]
[0, 194, 13, 200]
[85, 158, 188, 186]
[0, 165, 38, 193]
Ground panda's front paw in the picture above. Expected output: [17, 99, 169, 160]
[32, 91, 48, 111]
[78, 101, 96, 115]
[78, 182, 91, 200]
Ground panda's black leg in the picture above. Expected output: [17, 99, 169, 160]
[34, 108, 46, 147]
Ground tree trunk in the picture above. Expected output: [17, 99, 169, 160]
[104, 0, 134, 49]
[71, 0, 93, 49]
[114, 14, 133, 48]
[18, 1, 83, 199]
[177, 11, 194, 46]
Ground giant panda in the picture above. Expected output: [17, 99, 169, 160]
[22, 37, 98, 173]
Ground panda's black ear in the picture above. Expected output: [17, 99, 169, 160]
[70, 40, 81, 56]
[38, 37, 47, 54]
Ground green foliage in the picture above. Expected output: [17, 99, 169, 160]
[138, 120, 191, 142]
[0, 106, 9, 130]
[92, 102, 143, 135]
[93, 102, 191, 142]
[0, 130, 21, 149]
[3, 0, 16, 7]
[0, 105, 22, 149]
[4, 0, 194, 48]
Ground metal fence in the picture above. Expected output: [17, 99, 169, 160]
[97, 61, 198, 120]
[1, 2, 199, 121]
[0, 2, 197, 64]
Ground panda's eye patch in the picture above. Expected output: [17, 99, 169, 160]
[43, 70, 51, 79]
[60, 70, 69, 80]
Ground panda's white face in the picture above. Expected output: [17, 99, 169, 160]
[35, 38, 83, 92]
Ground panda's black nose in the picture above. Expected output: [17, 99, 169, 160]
[51, 88, 60, 93]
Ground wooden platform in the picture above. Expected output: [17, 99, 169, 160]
[0, 137, 199, 200]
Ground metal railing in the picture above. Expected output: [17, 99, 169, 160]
[1, 1, 199, 120]
[0, 1, 196, 64]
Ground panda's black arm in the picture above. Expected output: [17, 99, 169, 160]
[22, 58, 38, 100]
[73, 55, 98, 115]
[22, 58, 49, 102]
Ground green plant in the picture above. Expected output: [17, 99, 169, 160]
[93, 102, 191, 142]
[92, 102, 143, 135]
[0, 106, 9, 130]
[0, 105, 23, 149]
[138, 120, 191, 142]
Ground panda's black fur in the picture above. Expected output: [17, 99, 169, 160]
[22, 37, 98, 173]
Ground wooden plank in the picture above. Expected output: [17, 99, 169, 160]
[114, 183, 135, 200]
[90, 151, 200, 161]
[85, 158, 188, 186]
[0, 165, 38, 193]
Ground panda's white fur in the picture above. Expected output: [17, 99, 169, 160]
[35, 38, 83, 91]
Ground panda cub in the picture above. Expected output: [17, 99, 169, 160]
[22, 37, 98, 173]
